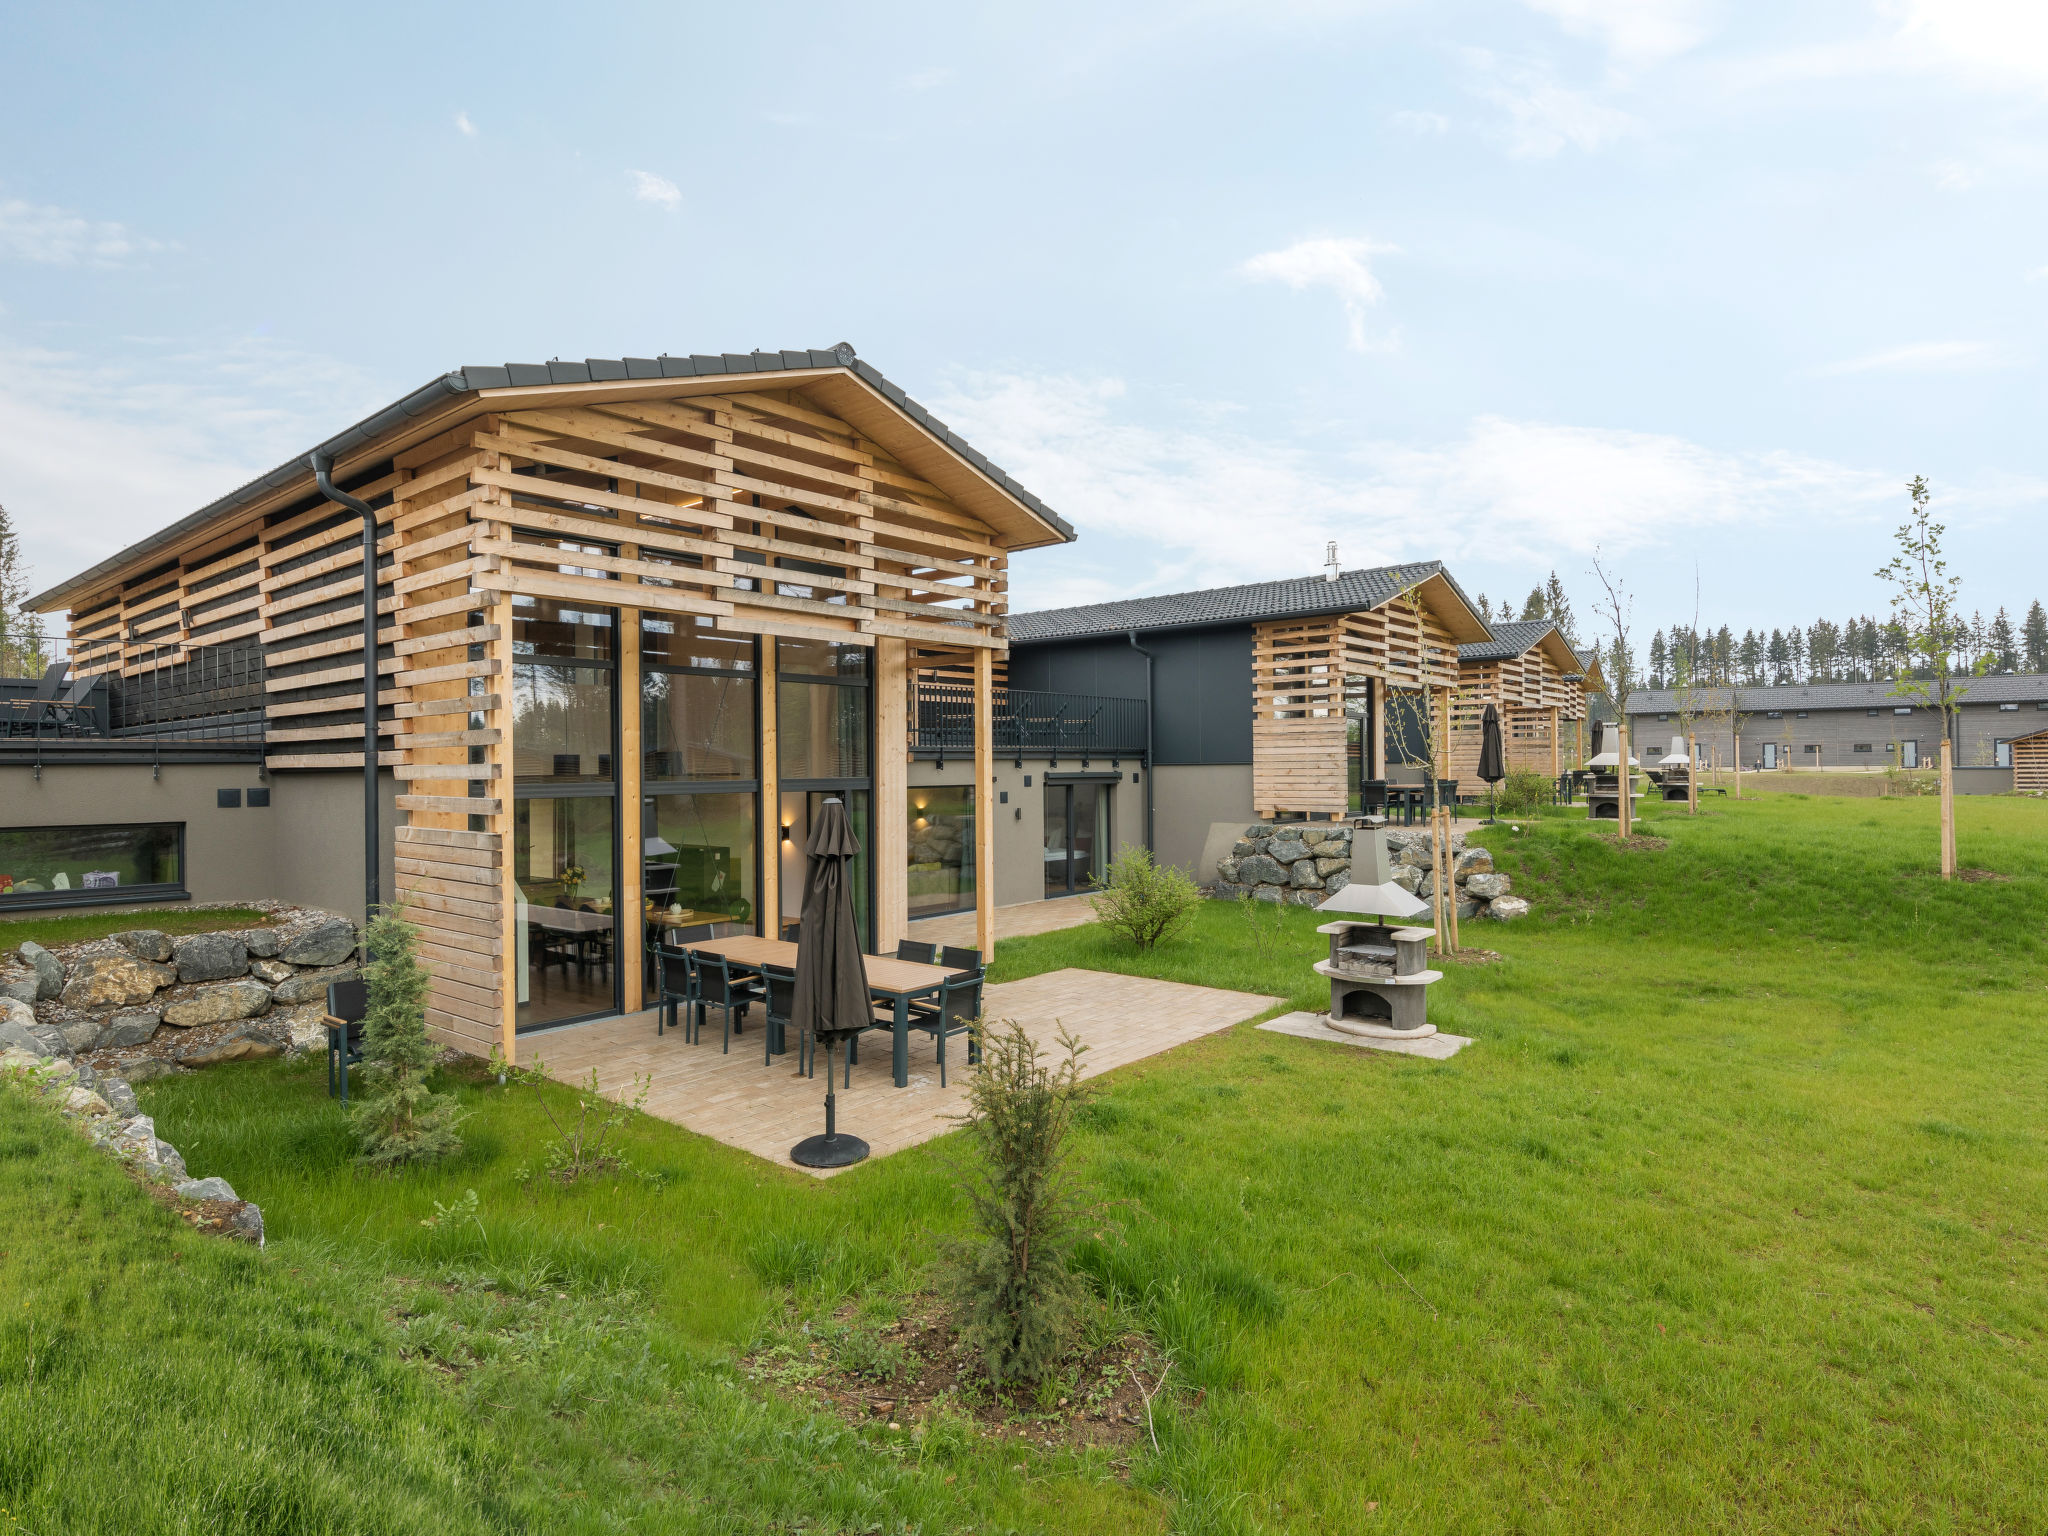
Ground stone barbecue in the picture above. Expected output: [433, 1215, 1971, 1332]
[1584, 721, 1640, 821]
[1653, 735, 1692, 801]
[1312, 830, 1443, 1040]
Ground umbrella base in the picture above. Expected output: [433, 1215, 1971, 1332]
[791, 1133, 870, 1169]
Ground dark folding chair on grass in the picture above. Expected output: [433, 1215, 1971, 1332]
[322, 978, 368, 1102]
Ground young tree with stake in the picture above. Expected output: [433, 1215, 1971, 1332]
[1876, 477, 1969, 879]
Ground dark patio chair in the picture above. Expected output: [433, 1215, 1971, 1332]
[908, 972, 983, 1087]
[6, 662, 69, 738]
[895, 939, 937, 963]
[48, 674, 97, 737]
[654, 946, 696, 1037]
[690, 951, 758, 1052]
[760, 963, 798, 1069]
[1358, 780, 1389, 817]
[781, 919, 804, 942]
[322, 978, 368, 1102]
[940, 945, 982, 974]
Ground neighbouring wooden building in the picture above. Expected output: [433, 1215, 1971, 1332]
[23, 345, 1074, 1061]
[1006, 562, 1492, 871]
[1451, 620, 1592, 781]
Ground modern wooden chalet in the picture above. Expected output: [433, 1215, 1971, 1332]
[1451, 620, 1592, 780]
[27, 345, 1072, 1061]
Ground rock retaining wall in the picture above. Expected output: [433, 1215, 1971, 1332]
[1211, 824, 1531, 922]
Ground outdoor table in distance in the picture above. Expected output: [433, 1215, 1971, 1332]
[682, 936, 957, 1088]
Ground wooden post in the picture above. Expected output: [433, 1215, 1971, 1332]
[1429, 806, 1446, 954]
[1687, 733, 1698, 815]
[1369, 683, 1385, 783]
[760, 647, 779, 938]
[974, 646, 997, 961]
[618, 602, 644, 1015]
[1444, 807, 1461, 952]
[1617, 714, 1633, 836]
[491, 594, 519, 1068]
[1550, 705, 1561, 781]
[1939, 735, 1956, 879]
[1732, 730, 1742, 799]
[873, 638, 908, 953]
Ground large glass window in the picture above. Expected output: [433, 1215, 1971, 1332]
[778, 680, 869, 780]
[645, 793, 756, 932]
[907, 786, 975, 919]
[0, 824, 183, 906]
[642, 614, 753, 672]
[514, 796, 618, 1030]
[644, 671, 755, 783]
[513, 595, 617, 784]
[780, 790, 869, 938]
[775, 638, 872, 942]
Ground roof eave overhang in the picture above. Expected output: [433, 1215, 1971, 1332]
[32, 361, 1071, 613]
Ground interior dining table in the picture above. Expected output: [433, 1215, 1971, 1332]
[680, 935, 958, 1088]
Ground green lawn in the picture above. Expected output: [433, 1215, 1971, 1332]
[6, 793, 2048, 1532]
[0, 905, 274, 951]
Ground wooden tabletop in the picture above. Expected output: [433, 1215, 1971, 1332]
[647, 908, 742, 930]
[685, 935, 955, 995]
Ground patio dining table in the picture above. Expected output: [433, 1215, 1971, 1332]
[682, 935, 957, 1088]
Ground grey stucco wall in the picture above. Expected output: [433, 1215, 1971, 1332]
[1628, 699, 2048, 772]
[0, 760, 273, 912]
[1151, 763, 1254, 876]
[267, 770, 398, 924]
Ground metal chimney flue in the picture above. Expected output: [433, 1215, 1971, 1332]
[1324, 540, 1340, 583]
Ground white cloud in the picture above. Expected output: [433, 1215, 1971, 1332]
[1934, 160, 1984, 190]
[628, 170, 681, 209]
[455, 110, 477, 137]
[1241, 236, 1400, 351]
[1471, 57, 1639, 157]
[1890, 0, 2048, 93]
[934, 372, 1896, 609]
[1520, 0, 1710, 66]
[1814, 340, 2012, 375]
[2028, 264, 2048, 281]
[905, 67, 954, 90]
[0, 196, 169, 268]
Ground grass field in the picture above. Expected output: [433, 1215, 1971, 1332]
[0, 904, 274, 951]
[4, 793, 2046, 1533]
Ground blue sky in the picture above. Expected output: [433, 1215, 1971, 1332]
[3, 0, 2044, 643]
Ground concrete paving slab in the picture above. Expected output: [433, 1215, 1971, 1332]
[1256, 1010, 1473, 1059]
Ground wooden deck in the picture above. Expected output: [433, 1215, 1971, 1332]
[529, 967, 1282, 1177]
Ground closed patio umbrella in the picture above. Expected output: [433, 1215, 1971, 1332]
[1477, 704, 1507, 824]
[790, 797, 874, 1170]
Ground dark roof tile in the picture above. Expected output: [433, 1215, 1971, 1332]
[1011, 561, 1471, 643]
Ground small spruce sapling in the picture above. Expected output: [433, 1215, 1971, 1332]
[948, 1019, 1095, 1387]
[351, 906, 465, 1169]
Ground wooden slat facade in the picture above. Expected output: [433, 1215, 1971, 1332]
[51, 365, 1059, 1062]
[1450, 628, 1592, 782]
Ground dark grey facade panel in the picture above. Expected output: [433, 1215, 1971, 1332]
[1150, 628, 1253, 766]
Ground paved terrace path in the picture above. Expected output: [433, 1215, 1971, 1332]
[530, 968, 1282, 1177]
[906, 894, 1099, 947]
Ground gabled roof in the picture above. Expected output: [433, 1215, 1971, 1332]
[31, 343, 1072, 613]
[1009, 561, 1491, 645]
[1626, 675, 2048, 713]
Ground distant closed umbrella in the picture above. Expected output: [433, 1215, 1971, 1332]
[1477, 704, 1507, 823]
[790, 797, 873, 1170]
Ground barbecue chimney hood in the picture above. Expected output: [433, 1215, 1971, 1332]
[1316, 828, 1429, 920]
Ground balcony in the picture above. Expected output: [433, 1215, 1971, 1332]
[2, 639, 265, 763]
[911, 682, 1147, 763]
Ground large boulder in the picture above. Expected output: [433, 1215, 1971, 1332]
[173, 932, 248, 984]
[1454, 846, 1494, 877]
[1267, 836, 1310, 866]
[16, 941, 63, 1000]
[176, 1175, 240, 1203]
[179, 1028, 285, 1067]
[1396, 841, 1433, 871]
[280, 917, 357, 968]
[111, 929, 173, 963]
[0, 968, 37, 1006]
[0, 1002, 43, 1056]
[100, 1078, 140, 1117]
[249, 959, 294, 985]
[1230, 838, 1259, 860]
[54, 1019, 101, 1055]
[1484, 895, 1531, 922]
[1215, 857, 1241, 885]
[1236, 854, 1289, 888]
[161, 979, 272, 1028]
[61, 953, 175, 1010]
[271, 966, 357, 1005]
[1289, 860, 1324, 888]
[1314, 855, 1349, 877]
[98, 1008, 161, 1049]
[64, 1086, 113, 1117]
[239, 928, 281, 959]
[1285, 888, 1323, 907]
[1465, 872, 1512, 900]
[1250, 884, 1287, 904]
[1391, 865, 1423, 895]
[119, 1058, 181, 1084]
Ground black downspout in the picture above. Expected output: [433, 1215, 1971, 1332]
[310, 452, 381, 923]
[1126, 629, 1155, 854]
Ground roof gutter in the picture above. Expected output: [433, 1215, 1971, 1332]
[1127, 628, 1155, 855]
[310, 449, 385, 924]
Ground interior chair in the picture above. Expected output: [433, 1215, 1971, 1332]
[895, 939, 937, 964]
[908, 971, 984, 1087]
[691, 951, 760, 1052]
[322, 978, 368, 1102]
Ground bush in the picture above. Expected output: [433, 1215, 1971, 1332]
[350, 906, 465, 1170]
[1492, 769, 1553, 816]
[947, 1019, 1095, 1386]
[1089, 843, 1203, 950]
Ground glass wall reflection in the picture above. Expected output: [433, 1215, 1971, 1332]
[907, 787, 975, 919]
[514, 795, 618, 1029]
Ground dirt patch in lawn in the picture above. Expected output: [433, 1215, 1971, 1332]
[1611, 834, 1669, 851]
[1957, 867, 2013, 883]
[1443, 947, 1505, 965]
[743, 1294, 1182, 1460]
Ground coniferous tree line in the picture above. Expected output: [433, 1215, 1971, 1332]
[1631, 601, 2048, 691]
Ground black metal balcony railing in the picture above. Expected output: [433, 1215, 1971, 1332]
[911, 683, 1147, 762]
[13, 637, 269, 743]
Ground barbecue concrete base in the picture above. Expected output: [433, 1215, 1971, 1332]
[1257, 1010, 1472, 1060]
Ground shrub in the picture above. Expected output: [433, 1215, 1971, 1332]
[947, 1019, 1095, 1386]
[1089, 844, 1202, 950]
[500, 1057, 648, 1184]
[1492, 769, 1552, 816]
[350, 907, 465, 1169]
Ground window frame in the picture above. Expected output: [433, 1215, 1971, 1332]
[0, 822, 188, 911]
